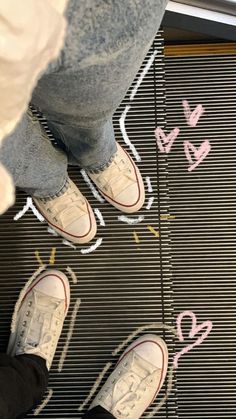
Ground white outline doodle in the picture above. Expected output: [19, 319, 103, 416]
[14, 197, 44, 222]
[118, 215, 145, 225]
[80, 170, 105, 203]
[80, 237, 103, 254]
[58, 298, 81, 372]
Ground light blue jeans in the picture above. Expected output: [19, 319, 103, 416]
[0, 0, 167, 197]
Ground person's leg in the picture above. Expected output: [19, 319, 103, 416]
[33, 0, 167, 170]
[0, 109, 97, 243]
[0, 353, 48, 419]
[32, 0, 168, 213]
[84, 334, 168, 419]
[2, 268, 70, 419]
[84, 405, 115, 419]
[0, 109, 67, 198]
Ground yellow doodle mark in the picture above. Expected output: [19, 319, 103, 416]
[133, 231, 140, 244]
[160, 214, 176, 220]
[35, 248, 57, 266]
[49, 247, 56, 265]
[35, 250, 44, 267]
[147, 225, 160, 238]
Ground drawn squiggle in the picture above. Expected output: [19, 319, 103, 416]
[47, 226, 58, 236]
[130, 50, 158, 101]
[80, 170, 105, 203]
[119, 50, 158, 162]
[119, 105, 141, 162]
[78, 362, 113, 411]
[58, 298, 81, 372]
[146, 196, 155, 210]
[66, 266, 78, 284]
[118, 215, 144, 225]
[94, 208, 105, 226]
[145, 176, 153, 193]
[62, 239, 77, 250]
[80, 238, 103, 254]
[14, 197, 44, 222]
[33, 388, 53, 416]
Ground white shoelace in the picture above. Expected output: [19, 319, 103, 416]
[95, 156, 135, 197]
[40, 188, 87, 223]
[101, 354, 158, 418]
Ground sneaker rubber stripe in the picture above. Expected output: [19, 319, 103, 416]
[34, 199, 93, 239]
[20, 273, 69, 313]
[96, 145, 141, 208]
[117, 339, 167, 412]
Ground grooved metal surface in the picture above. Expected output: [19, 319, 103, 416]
[0, 33, 177, 418]
[165, 53, 236, 418]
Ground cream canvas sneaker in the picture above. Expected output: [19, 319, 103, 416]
[88, 143, 145, 213]
[34, 178, 97, 244]
[7, 269, 70, 370]
[89, 334, 168, 418]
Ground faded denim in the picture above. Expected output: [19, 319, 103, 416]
[0, 0, 167, 197]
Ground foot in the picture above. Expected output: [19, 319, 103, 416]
[89, 334, 168, 418]
[88, 143, 145, 213]
[34, 178, 97, 244]
[7, 269, 70, 370]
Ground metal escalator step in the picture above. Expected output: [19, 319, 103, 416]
[0, 32, 177, 418]
[165, 51, 236, 418]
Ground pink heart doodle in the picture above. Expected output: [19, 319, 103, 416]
[173, 310, 213, 369]
[155, 127, 179, 154]
[183, 100, 205, 127]
[184, 140, 211, 172]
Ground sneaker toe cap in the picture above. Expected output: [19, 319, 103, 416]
[133, 334, 168, 369]
[115, 183, 145, 212]
[66, 213, 97, 243]
[34, 270, 70, 305]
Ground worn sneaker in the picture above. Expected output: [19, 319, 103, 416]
[89, 334, 168, 418]
[7, 269, 70, 370]
[88, 143, 145, 213]
[34, 178, 97, 244]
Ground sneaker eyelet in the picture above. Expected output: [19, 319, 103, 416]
[28, 301, 32, 307]
[124, 362, 128, 367]
[22, 321, 27, 327]
[20, 331, 24, 337]
[26, 311, 30, 317]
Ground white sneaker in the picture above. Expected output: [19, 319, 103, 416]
[88, 143, 145, 213]
[7, 269, 70, 370]
[89, 334, 168, 418]
[34, 178, 97, 244]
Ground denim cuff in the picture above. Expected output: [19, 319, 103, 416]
[85, 151, 116, 174]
